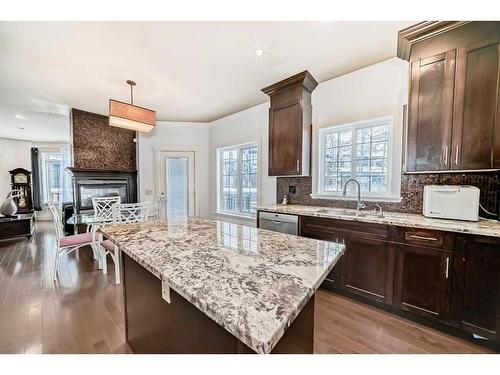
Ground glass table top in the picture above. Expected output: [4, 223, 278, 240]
[67, 213, 111, 225]
[67, 213, 156, 225]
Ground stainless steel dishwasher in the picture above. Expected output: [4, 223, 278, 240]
[258, 211, 298, 235]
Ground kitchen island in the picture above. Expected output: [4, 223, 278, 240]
[99, 217, 344, 354]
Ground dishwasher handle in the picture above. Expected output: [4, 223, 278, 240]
[259, 211, 299, 224]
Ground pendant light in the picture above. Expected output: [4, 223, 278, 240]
[109, 80, 156, 132]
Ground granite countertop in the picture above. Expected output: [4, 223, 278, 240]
[258, 204, 500, 238]
[99, 217, 344, 354]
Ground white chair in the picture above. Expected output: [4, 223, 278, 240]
[92, 196, 121, 222]
[91, 196, 121, 269]
[100, 202, 150, 284]
[46, 201, 96, 281]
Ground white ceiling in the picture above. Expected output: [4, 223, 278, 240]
[0, 21, 413, 141]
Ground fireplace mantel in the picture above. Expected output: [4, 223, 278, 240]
[67, 168, 137, 213]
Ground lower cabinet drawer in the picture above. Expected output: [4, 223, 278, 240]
[396, 227, 455, 249]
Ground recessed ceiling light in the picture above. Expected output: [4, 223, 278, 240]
[14, 114, 27, 120]
[254, 48, 264, 57]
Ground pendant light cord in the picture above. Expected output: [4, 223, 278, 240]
[130, 83, 134, 105]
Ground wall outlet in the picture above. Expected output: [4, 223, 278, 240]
[145, 189, 153, 196]
[289, 186, 296, 194]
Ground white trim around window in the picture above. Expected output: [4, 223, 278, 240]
[216, 142, 259, 218]
[314, 116, 401, 201]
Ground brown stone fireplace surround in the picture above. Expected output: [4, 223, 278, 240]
[69, 109, 138, 214]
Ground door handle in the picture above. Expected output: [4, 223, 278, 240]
[296, 159, 300, 172]
[445, 257, 450, 279]
[443, 145, 448, 166]
[407, 234, 439, 242]
[454, 146, 459, 166]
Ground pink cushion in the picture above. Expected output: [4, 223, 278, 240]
[59, 232, 93, 248]
[101, 239, 116, 252]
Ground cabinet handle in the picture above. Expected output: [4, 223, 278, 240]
[455, 146, 459, 166]
[443, 145, 448, 166]
[407, 234, 439, 242]
[445, 257, 450, 279]
[296, 159, 300, 172]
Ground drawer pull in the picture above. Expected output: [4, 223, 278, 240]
[407, 234, 439, 242]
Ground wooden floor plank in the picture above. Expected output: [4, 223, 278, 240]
[0, 221, 493, 354]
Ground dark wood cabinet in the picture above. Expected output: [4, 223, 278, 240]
[400, 21, 500, 173]
[453, 41, 500, 170]
[407, 50, 456, 172]
[394, 244, 452, 321]
[261, 210, 500, 343]
[262, 71, 318, 176]
[344, 237, 393, 304]
[453, 236, 500, 340]
[268, 100, 304, 175]
[299, 216, 394, 304]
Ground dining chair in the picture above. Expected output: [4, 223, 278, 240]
[92, 196, 121, 222]
[91, 196, 121, 269]
[99, 202, 150, 284]
[46, 201, 97, 281]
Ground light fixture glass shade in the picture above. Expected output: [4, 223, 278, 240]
[108, 99, 156, 133]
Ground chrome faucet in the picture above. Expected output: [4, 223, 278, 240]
[342, 178, 366, 211]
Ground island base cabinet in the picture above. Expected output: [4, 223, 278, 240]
[394, 245, 452, 322]
[452, 236, 500, 340]
[122, 252, 315, 354]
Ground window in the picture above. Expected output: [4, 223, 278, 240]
[318, 117, 393, 198]
[218, 144, 258, 217]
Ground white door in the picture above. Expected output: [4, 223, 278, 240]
[157, 151, 195, 218]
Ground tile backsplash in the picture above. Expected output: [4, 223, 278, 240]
[277, 172, 500, 214]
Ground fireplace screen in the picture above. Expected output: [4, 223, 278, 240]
[79, 179, 128, 211]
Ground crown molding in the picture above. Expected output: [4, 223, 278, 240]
[397, 21, 470, 61]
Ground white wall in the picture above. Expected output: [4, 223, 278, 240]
[137, 121, 210, 218]
[137, 58, 409, 225]
[209, 103, 276, 226]
[311, 57, 409, 200]
[0, 138, 33, 200]
[206, 57, 409, 224]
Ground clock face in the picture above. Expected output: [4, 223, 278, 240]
[14, 173, 28, 184]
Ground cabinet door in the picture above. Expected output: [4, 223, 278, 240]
[344, 238, 393, 304]
[454, 236, 500, 339]
[452, 41, 500, 170]
[299, 221, 346, 289]
[406, 50, 456, 172]
[395, 245, 452, 321]
[268, 102, 303, 176]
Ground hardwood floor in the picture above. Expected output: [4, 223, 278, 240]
[0, 221, 493, 354]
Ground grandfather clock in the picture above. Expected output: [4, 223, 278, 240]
[9, 168, 34, 213]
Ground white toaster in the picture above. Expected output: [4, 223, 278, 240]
[423, 185, 480, 222]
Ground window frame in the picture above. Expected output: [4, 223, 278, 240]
[317, 116, 395, 199]
[217, 142, 259, 218]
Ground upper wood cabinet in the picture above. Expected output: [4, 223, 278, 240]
[407, 50, 456, 172]
[262, 71, 318, 176]
[399, 21, 500, 173]
[453, 41, 500, 170]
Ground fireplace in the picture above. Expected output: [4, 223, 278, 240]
[67, 168, 137, 213]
